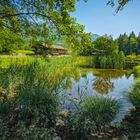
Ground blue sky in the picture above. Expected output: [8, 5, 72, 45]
[71, 0, 140, 38]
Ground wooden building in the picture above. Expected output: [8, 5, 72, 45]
[33, 44, 68, 55]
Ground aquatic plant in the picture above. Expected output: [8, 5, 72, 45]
[129, 81, 140, 108]
[66, 96, 120, 140]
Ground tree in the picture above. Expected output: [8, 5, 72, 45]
[128, 32, 137, 55]
[94, 37, 118, 54]
[0, 28, 23, 53]
[0, 0, 134, 41]
[117, 32, 140, 55]
[80, 33, 94, 55]
[118, 51, 125, 69]
[107, 0, 133, 13]
[0, 0, 135, 54]
[137, 33, 140, 54]
[118, 33, 128, 54]
[0, 1, 89, 40]
[1, 0, 99, 53]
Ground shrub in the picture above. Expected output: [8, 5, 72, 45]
[94, 52, 125, 69]
[67, 96, 120, 140]
[129, 81, 140, 108]
[0, 61, 61, 139]
[134, 65, 140, 77]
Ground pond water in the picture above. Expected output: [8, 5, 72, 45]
[61, 68, 134, 125]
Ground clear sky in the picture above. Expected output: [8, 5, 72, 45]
[71, 0, 140, 38]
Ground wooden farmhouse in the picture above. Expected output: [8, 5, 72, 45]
[33, 44, 68, 55]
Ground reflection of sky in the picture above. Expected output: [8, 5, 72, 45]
[109, 74, 134, 96]
[66, 72, 134, 98]
[65, 70, 134, 124]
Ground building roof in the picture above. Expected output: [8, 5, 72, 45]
[39, 44, 65, 50]
[51, 45, 65, 50]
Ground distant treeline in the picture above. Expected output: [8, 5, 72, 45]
[118, 32, 140, 55]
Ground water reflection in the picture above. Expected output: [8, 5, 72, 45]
[69, 69, 133, 96]
[61, 68, 134, 107]
[91, 69, 125, 94]
[60, 68, 134, 124]
[93, 78, 114, 94]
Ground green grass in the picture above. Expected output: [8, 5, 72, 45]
[66, 96, 120, 140]
[0, 59, 77, 139]
[126, 55, 140, 65]
[0, 56, 94, 69]
[0, 57, 36, 68]
[12, 50, 35, 55]
[129, 80, 140, 108]
[134, 65, 140, 77]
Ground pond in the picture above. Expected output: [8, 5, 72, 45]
[61, 68, 134, 125]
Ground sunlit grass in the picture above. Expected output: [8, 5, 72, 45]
[13, 50, 35, 55]
[134, 65, 140, 77]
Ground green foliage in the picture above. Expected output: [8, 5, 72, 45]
[107, 0, 133, 13]
[74, 56, 95, 67]
[0, 60, 69, 139]
[67, 97, 120, 140]
[134, 65, 140, 77]
[118, 33, 129, 54]
[94, 37, 118, 54]
[0, 29, 23, 53]
[127, 54, 137, 61]
[130, 66, 140, 107]
[0, 56, 136, 139]
[13, 50, 35, 55]
[118, 32, 140, 55]
[94, 51, 126, 69]
[0, 0, 93, 48]
[0, 57, 35, 68]
[0, 0, 131, 55]
[79, 33, 94, 55]
[129, 82, 140, 108]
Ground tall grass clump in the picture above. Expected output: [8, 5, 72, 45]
[0, 57, 35, 68]
[134, 65, 140, 77]
[66, 96, 120, 140]
[129, 81, 140, 108]
[0, 60, 67, 139]
[74, 56, 95, 68]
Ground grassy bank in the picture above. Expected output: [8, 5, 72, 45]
[0, 57, 121, 140]
[0, 56, 139, 139]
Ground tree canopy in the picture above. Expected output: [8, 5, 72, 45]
[0, 0, 88, 40]
[0, 0, 134, 53]
[0, 0, 133, 38]
[107, 0, 132, 13]
[118, 32, 140, 55]
[94, 37, 118, 54]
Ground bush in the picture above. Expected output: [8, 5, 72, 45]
[0, 61, 60, 139]
[134, 65, 140, 77]
[129, 82, 140, 108]
[67, 96, 120, 140]
[94, 52, 125, 69]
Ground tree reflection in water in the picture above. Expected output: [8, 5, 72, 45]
[91, 69, 126, 94]
[93, 77, 114, 94]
